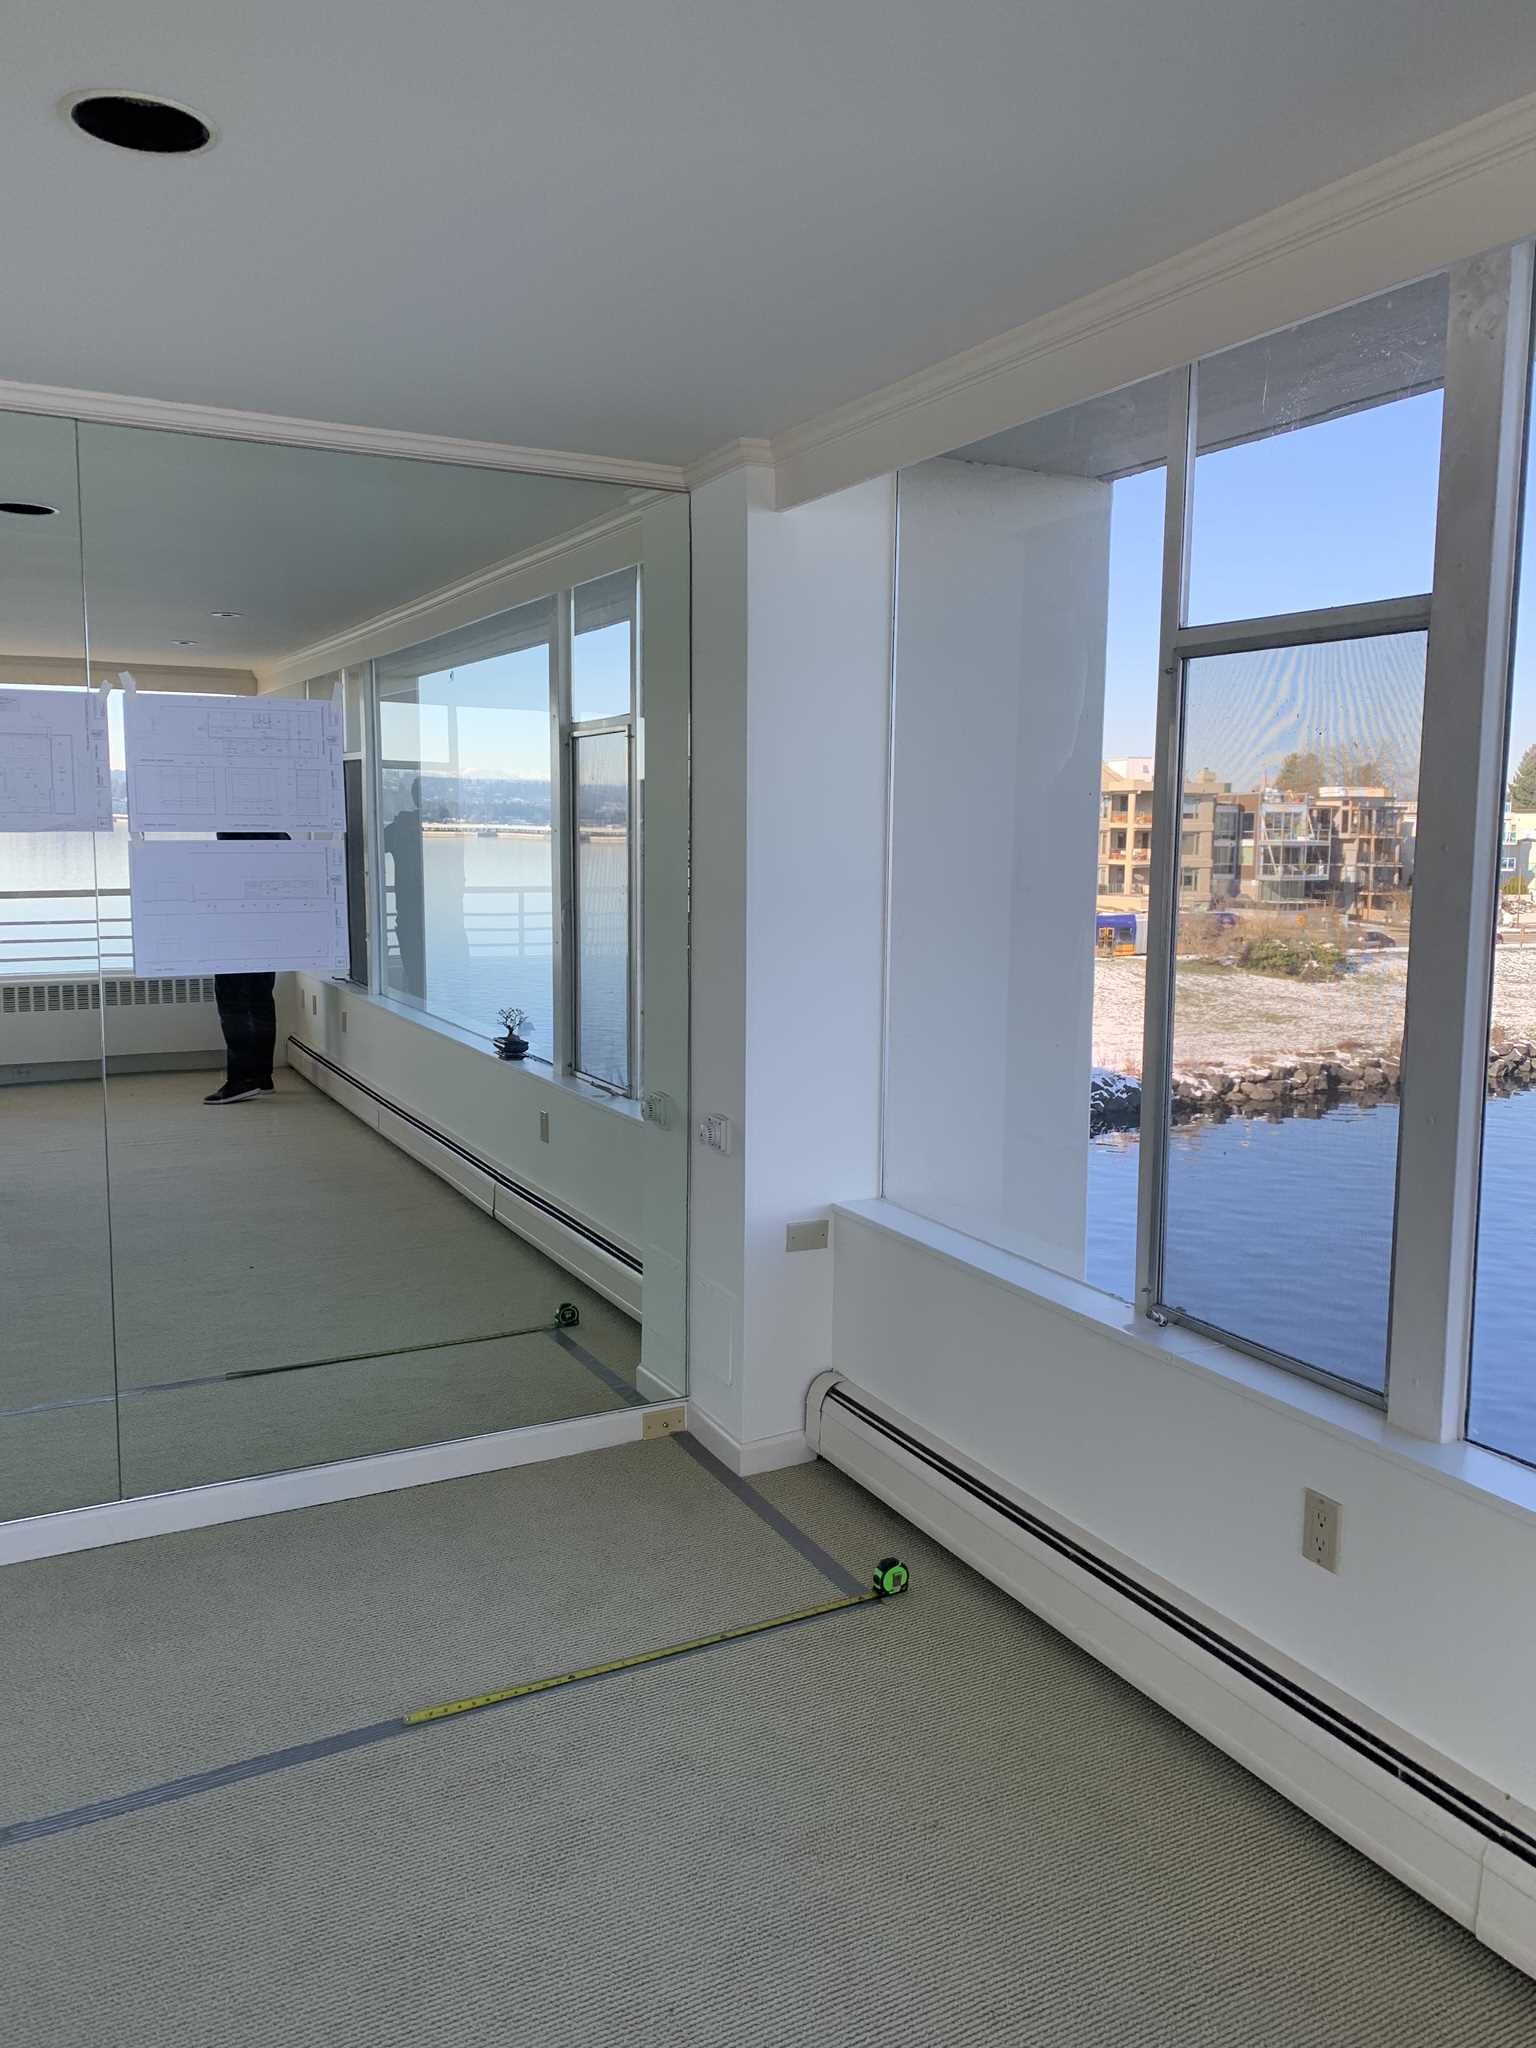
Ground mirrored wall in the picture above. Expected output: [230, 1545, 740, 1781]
[0, 414, 690, 1520]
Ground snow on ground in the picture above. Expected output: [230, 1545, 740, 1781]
[1092, 940, 1536, 1076]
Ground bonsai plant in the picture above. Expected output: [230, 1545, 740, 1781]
[494, 1006, 533, 1061]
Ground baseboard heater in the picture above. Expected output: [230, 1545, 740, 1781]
[807, 1370, 1536, 1961]
[287, 1036, 641, 1276]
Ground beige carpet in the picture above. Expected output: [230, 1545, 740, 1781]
[2, 1441, 1532, 2046]
[0, 1073, 642, 1519]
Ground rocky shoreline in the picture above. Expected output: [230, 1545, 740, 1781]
[1090, 1038, 1536, 1135]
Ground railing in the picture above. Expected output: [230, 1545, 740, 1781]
[0, 887, 134, 978]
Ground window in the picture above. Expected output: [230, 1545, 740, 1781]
[1470, 343, 1536, 1464]
[375, 597, 557, 1055]
[366, 566, 641, 1095]
[882, 251, 1536, 1450]
[884, 369, 1169, 1296]
[1159, 634, 1426, 1391]
[569, 569, 638, 1092]
[1188, 276, 1446, 623]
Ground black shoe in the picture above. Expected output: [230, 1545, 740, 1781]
[204, 1083, 261, 1105]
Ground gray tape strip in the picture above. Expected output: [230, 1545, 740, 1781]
[0, 1718, 411, 1848]
[549, 1328, 646, 1407]
[0, 1599, 876, 1852]
[670, 1431, 864, 1597]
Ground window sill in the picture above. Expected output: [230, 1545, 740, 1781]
[315, 977, 644, 1122]
[831, 1197, 1536, 1529]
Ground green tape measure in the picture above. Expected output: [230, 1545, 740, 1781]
[873, 1556, 910, 1598]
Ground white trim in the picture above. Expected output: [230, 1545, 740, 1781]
[771, 91, 1536, 507]
[832, 1198, 1536, 1527]
[807, 1371, 1535, 1959]
[685, 1401, 813, 1476]
[1390, 245, 1534, 1442]
[0, 1406, 648, 1567]
[682, 439, 776, 493]
[0, 376, 687, 493]
[263, 503, 650, 691]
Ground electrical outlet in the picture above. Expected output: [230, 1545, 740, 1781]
[785, 1218, 830, 1253]
[641, 1404, 686, 1441]
[340, 1010, 347, 1034]
[539, 1110, 550, 1143]
[1302, 1489, 1341, 1572]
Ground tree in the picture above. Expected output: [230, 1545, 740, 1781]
[1274, 750, 1326, 792]
[1332, 752, 1388, 790]
[1509, 743, 1536, 810]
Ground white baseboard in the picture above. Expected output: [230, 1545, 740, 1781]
[0, 1407, 647, 1567]
[685, 1402, 814, 1476]
[636, 1363, 685, 1404]
[808, 1373, 1536, 1972]
[287, 1040, 643, 1318]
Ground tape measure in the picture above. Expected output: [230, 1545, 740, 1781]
[405, 1557, 911, 1726]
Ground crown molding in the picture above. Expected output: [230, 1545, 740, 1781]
[771, 90, 1536, 508]
[682, 438, 776, 493]
[263, 497, 649, 689]
[0, 378, 688, 494]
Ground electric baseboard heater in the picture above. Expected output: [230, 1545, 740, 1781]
[803, 1369, 1536, 1970]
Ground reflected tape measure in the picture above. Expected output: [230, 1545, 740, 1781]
[405, 1556, 911, 1726]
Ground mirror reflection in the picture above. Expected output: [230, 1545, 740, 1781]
[0, 418, 689, 1519]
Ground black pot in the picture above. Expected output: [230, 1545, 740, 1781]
[497, 1035, 529, 1062]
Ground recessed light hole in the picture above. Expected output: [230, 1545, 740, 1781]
[68, 94, 213, 157]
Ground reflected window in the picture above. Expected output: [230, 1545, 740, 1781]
[375, 597, 556, 1056]
[573, 730, 632, 1090]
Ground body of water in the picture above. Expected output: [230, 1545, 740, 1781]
[1087, 1092, 1536, 1467]
[0, 827, 633, 1089]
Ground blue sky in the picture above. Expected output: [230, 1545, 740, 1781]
[1103, 387, 1536, 790]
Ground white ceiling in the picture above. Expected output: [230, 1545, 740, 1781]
[0, 412, 631, 666]
[2, 4, 1534, 469]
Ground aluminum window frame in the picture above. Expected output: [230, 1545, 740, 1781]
[1134, 246, 1535, 1432]
[566, 572, 641, 1096]
[356, 567, 645, 1100]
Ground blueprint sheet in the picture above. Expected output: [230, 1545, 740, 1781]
[124, 693, 343, 833]
[128, 840, 349, 975]
[0, 688, 112, 832]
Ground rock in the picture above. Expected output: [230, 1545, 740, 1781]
[1090, 1068, 1141, 1135]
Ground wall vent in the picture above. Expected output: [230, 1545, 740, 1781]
[0, 977, 217, 1015]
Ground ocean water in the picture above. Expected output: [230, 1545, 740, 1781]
[1086, 1093, 1536, 1468]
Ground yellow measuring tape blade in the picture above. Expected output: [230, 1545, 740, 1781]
[404, 1589, 877, 1725]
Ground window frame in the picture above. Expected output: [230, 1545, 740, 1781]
[1131, 249, 1534, 1435]
[355, 566, 644, 1101]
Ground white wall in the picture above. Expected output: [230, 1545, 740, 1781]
[687, 467, 890, 1460]
[884, 459, 1110, 1278]
[832, 1201, 1536, 1815]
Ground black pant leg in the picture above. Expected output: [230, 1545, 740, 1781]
[214, 972, 277, 1091]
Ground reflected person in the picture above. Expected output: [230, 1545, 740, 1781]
[204, 829, 289, 1107]
[384, 775, 426, 999]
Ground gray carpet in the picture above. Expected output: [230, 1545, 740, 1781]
[0, 1073, 643, 1517]
[3, 1441, 1533, 2046]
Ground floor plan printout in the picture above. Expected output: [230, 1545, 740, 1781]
[124, 693, 344, 833]
[129, 840, 349, 975]
[0, 688, 112, 832]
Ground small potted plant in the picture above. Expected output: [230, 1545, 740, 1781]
[494, 1006, 532, 1061]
